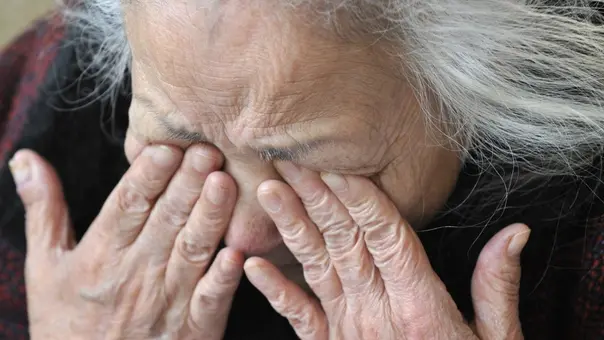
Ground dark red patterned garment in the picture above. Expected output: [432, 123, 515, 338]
[0, 13, 603, 340]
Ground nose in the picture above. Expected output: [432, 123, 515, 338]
[221, 158, 283, 255]
[223, 198, 283, 255]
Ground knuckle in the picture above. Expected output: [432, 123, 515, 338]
[212, 262, 240, 287]
[322, 221, 357, 251]
[305, 250, 330, 268]
[195, 282, 233, 313]
[78, 272, 128, 306]
[310, 207, 337, 228]
[301, 188, 330, 210]
[322, 217, 355, 237]
[301, 190, 353, 227]
[196, 292, 223, 313]
[136, 159, 169, 188]
[273, 293, 312, 330]
[374, 230, 425, 282]
[199, 203, 229, 226]
[301, 252, 331, 282]
[115, 180, 153, 214]
[272, 289, 294, 313]
[280, 220, 309, 242]
[172, 174, 206, 199]
[287, 308, 313, 332]
[177, 231, 215, 264]
[303, 191, 347, 227]
[156, 198, 191, 229]
[475, 263, 521, 297]
[311, 191, 347, 221]
[212, 270, 236, 287]
[365, 222, 404, 253]
[350, 197, 381, 222]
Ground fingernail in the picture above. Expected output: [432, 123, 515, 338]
[8, 153, 32, 189]
[276, 162, 302, 183]
[149, 145, 177, 167]
[207, 183, 228, 205]
[321, 173, 347, 192]
[192, 148, 218, 173]
[245, 262, 270, 288]
[259, 191, 282, 213]
[507, 229, 531, 257]
[220, 251, 243, 276]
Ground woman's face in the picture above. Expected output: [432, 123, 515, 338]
[122, 1, 461, 256]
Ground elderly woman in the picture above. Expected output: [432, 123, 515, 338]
[0, 0, 603, 339]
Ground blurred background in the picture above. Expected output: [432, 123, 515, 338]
[1, 0, 55, 47]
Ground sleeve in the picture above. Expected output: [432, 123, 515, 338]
[0, 25, 38, 163]
[0, 14, 66, 169]
[0, 14, 67, 340]
[575, 227, 604, 338]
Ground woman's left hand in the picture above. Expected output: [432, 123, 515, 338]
[244, 163, 529, 340]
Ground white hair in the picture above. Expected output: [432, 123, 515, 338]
[60, 0, 604, 177]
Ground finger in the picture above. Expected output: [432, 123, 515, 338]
[320, 173, 432, 289]
[257, 180, 344, 304]
[245, 257, 329, 340]
[9, 150, 74, 259]
[189, 248, 244, 340]
[319, 173, 477, 336]
[275, 162, 380, 296]
[124, 128, 146, 163]
[321, 174, 476, 336]
[165, 171, 236, 299]
[81, 145, 182, 249]
[472, 224, 528, 340]
[133, 144, 223, 261]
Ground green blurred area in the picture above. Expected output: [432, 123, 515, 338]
[1, 0, 55, 47]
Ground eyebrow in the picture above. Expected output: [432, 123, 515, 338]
[155, 114, 321, 162]
[133, 94, 325, 161]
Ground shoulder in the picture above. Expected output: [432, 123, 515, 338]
[0, 12, 68, 166]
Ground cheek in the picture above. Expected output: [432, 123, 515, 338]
[374, 154, 460, 228]
[374, 171, 418, 222]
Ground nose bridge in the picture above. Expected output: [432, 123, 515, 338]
[224, 111, 277, 150]
[225, 120, 254, 149]
[225, 154, 278, 193]
[222, 156, 284, 254]
[223, 155, 280, 220]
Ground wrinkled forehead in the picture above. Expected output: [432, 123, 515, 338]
[122, 0, 392, 43]
[123, 0, 407, 123]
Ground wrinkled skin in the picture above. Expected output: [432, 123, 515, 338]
[122, 0, 461, 259]
[15, 0, 527, 339]
[15, 146, 245, 340]
[15, 147, 526, 339]
[246, 162, 527, 340]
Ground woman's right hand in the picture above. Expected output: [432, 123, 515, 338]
[9, 144, 241, 340]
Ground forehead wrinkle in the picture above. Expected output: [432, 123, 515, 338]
[148, 107, 327, 160]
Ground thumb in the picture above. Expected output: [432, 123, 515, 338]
[471, 223, 529, 340]
[9, 150, 74, 260]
